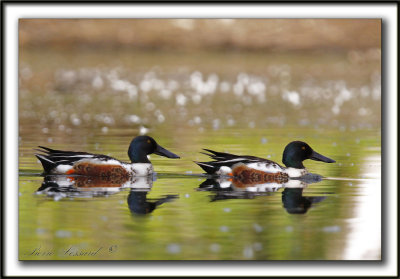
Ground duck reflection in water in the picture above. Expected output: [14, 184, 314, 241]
[36, 175, 178, 215]
[36, 174, 153, 199]
[128, 190, 178, 215]
[198, 173, 327, 214]
[282, 187, 326, 214]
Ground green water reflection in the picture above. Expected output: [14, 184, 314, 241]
[19, 127, 380, 260]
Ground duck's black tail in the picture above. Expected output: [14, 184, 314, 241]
[34, 146, 99, 174]
[35, 153, 56, 173]
[194, 161, 217, 174]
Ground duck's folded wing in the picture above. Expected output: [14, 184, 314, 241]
[35, 146, 115, 173]
[203, 149, 273, 163]
[197, 149, 279, 174]
[195, 156, 261, 175]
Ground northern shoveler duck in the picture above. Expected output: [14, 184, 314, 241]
[35, 136, 180, 177]
[195, 141, 335, 178]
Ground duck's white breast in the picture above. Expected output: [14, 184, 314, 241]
[284, 168, 308, 178]
[124, 163, 153, 176]
[282, 179, 308, 188]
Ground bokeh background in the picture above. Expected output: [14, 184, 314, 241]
[19, 19, 381, 133]
[20, 19, 380, 50]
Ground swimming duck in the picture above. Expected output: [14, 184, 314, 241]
[35, 136, 180, 177]
[195, 141, 335, 178]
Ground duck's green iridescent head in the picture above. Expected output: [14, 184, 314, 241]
[282, 141, 335, 169]
[128, 136, 180, 163]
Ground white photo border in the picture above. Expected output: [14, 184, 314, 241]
[4, 2, 398, 277]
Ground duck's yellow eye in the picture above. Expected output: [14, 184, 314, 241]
[301, 146, 306, 150]
[147, 140, 151, 144]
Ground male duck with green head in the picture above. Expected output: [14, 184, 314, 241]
[35, 135, 180, 177]
[195, 141, 335, 178]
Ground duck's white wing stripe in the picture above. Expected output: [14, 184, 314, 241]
[246, 162, 284, 173]
[52, 160, 74, 164]
[196, 162, 214, 168]
[35, 154, 54, 163]
[46, 154, 95, 158]
[78, 158, 122, 165]
[213, 158, 257, 164]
